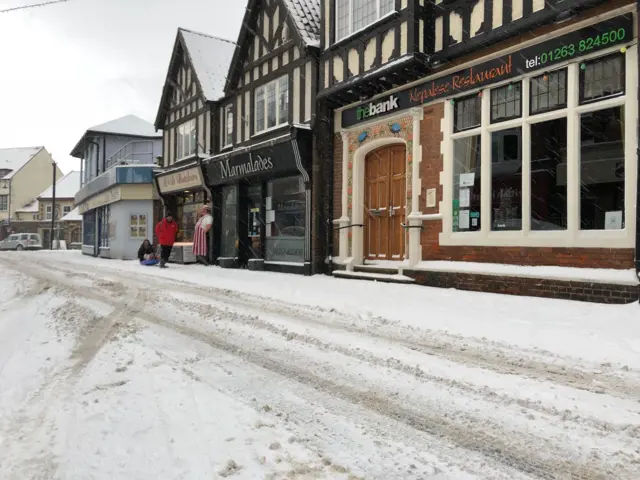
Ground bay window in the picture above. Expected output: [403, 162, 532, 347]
[176, 119, 196, 160]
[446, 49, 634, 247]
[335, 0, 395, 42]
[254, 75, 289, 133]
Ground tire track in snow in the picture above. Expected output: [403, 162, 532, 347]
[19, 255, 640, 402]
[2, 257, 634, 479]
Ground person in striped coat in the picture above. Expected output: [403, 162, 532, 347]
[193, 204, 213, 265]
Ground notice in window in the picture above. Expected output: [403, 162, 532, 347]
[459, 210, 470, 230]
[459, 173, 475, 187]
[266, 209, 275, 224]
[605, 211, 623, 230]
[459, 188, 471, 208]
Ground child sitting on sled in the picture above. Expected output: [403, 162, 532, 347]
[138, 239, 159, 266]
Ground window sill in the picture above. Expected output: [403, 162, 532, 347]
[252, 123, 289, 139]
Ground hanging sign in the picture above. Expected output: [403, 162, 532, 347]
[341, 14, 632, 128]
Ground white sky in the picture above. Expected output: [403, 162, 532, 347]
[0, 0, 246, 173]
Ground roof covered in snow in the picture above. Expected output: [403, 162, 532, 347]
[0, 147, 44, 179]
[70, 115, 160, 158]
[282, 0, 321, 47]
[15, 200, 39, 213]
[38, 171, 81, 200]
[180, 28, 237, 101]
[60, 206, 82, 222]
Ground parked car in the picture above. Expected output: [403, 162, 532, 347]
[0, 233, 43, 251]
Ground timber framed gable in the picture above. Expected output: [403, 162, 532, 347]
[216, 0, 320, 153]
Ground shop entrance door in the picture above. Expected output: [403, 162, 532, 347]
[364, 145, 406, 260]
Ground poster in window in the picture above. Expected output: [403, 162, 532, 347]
[459, 173, 475, 187]
[459, 210, 470, 230]
[459, 188, 471, 208]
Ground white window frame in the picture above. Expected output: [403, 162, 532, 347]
[254, 75, 289, 134]
[0, 195, 7, 211]
[334, 0, 396, 43]
[45, 204, 53, 220]
[222, 104, 234, 148]
[176, 118, 196, 161]
[129, 213, 148, 240]
[63, 205, 72, 215]
[440, 44, 637, 249]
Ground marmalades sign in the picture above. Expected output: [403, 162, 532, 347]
[220, 154, 274, 180]
[342, 14, 633, 128]
[158, 167, 202, 193]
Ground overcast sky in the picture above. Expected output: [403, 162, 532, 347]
[0, 0, 246, 173]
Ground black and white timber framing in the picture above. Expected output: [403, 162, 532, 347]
[318, 0, 609, 108]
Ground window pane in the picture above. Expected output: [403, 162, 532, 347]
[265, 176, 305, 263]
[491, 128, 522, 231]
[248, 185, 263, 259]
[581, 54, 624, 103]
[220, 185, 238, 257]
[380, 0, 395, 16]
[278, 76, 289, 125]
[188, 120, 196, 155]
[454, 95, 481, 132]
[255, 87, 265, 132]
[266, 81, 277, 129]
[531, 69, 566, 114]
[83, 210, 96, 246]
[352, 0, 377, 32]
[452, 135, 481, 232]
[490, 83, 521, 122]
[226, 107, 233, 145]
[579, 106, 625, 230]
[531, 118, 567, 230]
[336, 0, 349, 40]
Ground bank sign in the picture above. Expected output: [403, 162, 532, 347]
[341, 14, 632, 128]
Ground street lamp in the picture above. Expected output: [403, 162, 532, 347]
[50, 160, 57, 250]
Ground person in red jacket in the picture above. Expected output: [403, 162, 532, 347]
[155, 211, 179, 268]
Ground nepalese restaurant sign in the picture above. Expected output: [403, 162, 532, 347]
[341, 14, 633, 128]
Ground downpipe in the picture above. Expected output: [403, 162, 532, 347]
[636, 0, 640, 303]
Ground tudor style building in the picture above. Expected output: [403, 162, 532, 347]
[153, 28, 236, 263]
[323, 0, 639, 303]
[201, 0, 320, 274]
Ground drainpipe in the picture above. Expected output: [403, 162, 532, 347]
[636, 0, 640, 301]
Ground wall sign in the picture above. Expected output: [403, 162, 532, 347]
[341, 14, 632, 128]
[78, 187, 121, 214]
[157, 166, 203, 194]
[204, 130, 312, 186]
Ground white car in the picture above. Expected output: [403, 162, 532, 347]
[0, 233, 43, 251]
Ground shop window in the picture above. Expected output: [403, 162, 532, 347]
[530, 69, 567, 114]
[176, 119, 196, 160]
[220, 185, 237, 257]
[491, 128, 522, 231]
[129, 214, 148, 239]
[579, 106, 625, 230]
[335, 0, 395, 42]
[255, 75, 289, 133]
[175, 191, 204, 243]
[490, 83, 521, 123]
[247, 185, 263, 259]
[99, 206, 110, 248]
[452, 135, 481, 232]
[531, 118, 568, 230]
[265, 176, 305, 263]
[454, 94, 481, 132]
[82, 211, 95, 246]
[223, 104, 233, 147]
[580, 53, 624, 104]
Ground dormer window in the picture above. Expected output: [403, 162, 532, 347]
[223, 104, 234, 147]
[335, 0, 395, 42]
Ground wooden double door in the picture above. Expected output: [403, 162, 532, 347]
[364, 145, 406, 260]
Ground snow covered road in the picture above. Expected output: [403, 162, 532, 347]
[0, 251, 639, 479]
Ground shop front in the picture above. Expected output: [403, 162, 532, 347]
[332, 9, 638, 302]
[154, 163, 209, 264]
[203, 128, 312, 275]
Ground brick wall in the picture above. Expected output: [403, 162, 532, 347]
[332, 133, 343, 258]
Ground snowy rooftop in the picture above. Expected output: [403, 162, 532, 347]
[38, 171, 81, 200]
[87, 115, 159, 137]
[0, 147, 43, 179]
[60, 206, 82, 222]
[15, 200, 38, 213]
[180, 28, 236, 101]
[283, 0, 321, 47]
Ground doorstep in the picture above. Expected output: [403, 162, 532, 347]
[332, 262, 638, 304]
